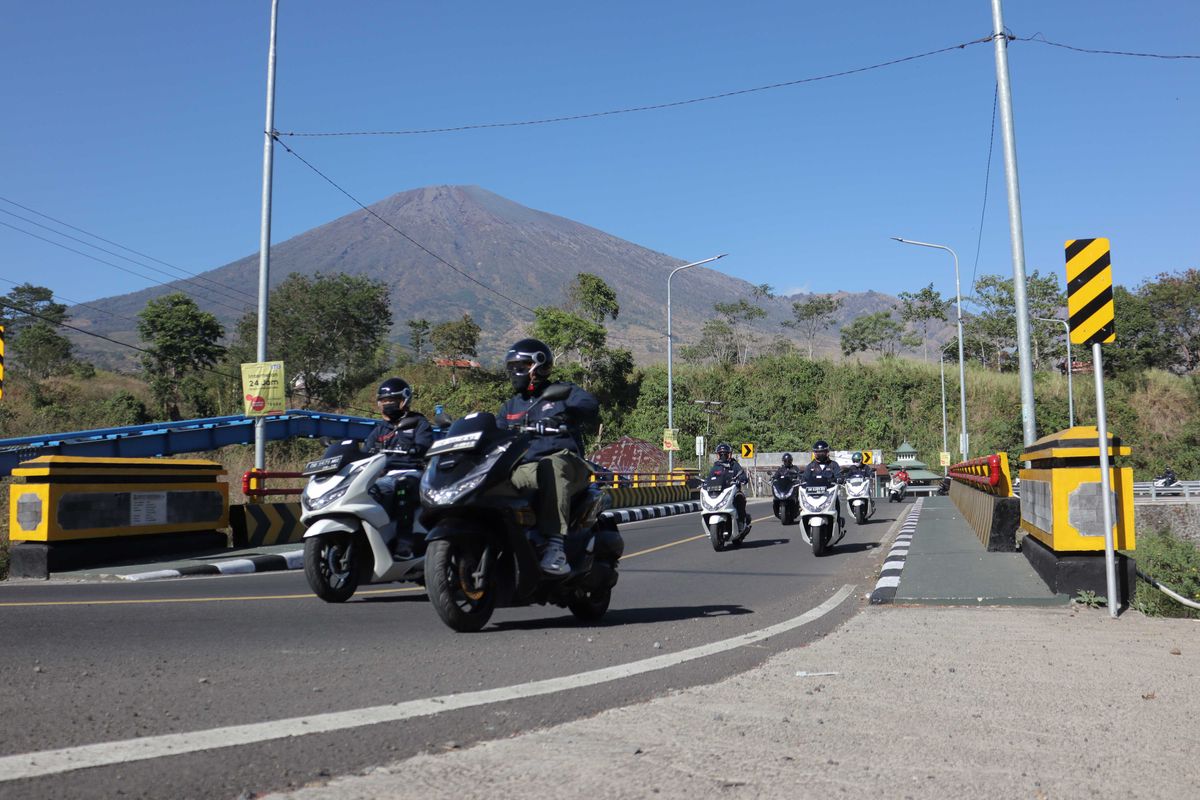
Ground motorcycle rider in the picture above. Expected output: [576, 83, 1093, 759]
[895, 466, 911, 485]
[1159, 466, 1178, 486]
[801, 440, 844, 532]
[497, 338, 599, 577]
[845, 452, 874, 480]
[363, 377, 434, 559]
[709, 443, 751, 533]
[772, 453, 802, 518]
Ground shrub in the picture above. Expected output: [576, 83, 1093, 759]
[1132, 529, 1200, 619]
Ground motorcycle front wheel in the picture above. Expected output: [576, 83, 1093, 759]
[810, 523, 828, 557]
[782, 503, 797, 526]
[304, 532, 363, 603]
[426, 538, 496, 633]
[708, 523, 726, 552]
[854, 506, 867, 525]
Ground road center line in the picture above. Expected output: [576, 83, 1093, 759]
[0, 585, 856, 783]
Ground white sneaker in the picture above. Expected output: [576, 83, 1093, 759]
[540, 538, 570, 577]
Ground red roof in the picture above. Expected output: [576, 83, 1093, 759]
[588, 436, 667, 474]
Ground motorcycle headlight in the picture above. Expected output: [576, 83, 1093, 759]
[302, 484, 349, 511]
[420, 444, 506, 506]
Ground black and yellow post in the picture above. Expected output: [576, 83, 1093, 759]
[0, 323, 6, 400]
[7, 456, 229, 578]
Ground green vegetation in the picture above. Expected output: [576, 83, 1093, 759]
[1132, 529, 1200, 619]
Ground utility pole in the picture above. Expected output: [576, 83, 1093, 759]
[693, 400, 722, 471]
[254, 0, 280, 471]
[991, 0, 1038, 447]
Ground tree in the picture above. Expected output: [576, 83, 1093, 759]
[430, 314, 481, 361]
[567, 273, 619, 325]
[531, 307, 606, 364]
[679, 319, 737, 365]
[0, 283, 75, 379]
[897, 283, 951, 362]
[840, 311, 903, 358]
[138, 293, 226, 419]
[714, 298, 768, 365]
[234, 273, 392, 408]
[969, 271, 1065, 370]
[783, 295, 843, 358]
[1140, 269, 1200, 374]
[407, 318, 431, 363]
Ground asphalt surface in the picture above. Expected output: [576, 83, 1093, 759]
[0, 497, 904, 800]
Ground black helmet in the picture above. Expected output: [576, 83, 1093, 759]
[377, 377, 412, 421]
[505, 338, 554, 394]
[852, 452, 863, 464]
[782, 453, 793, 466]
[715, 442, 732, 458]
[813, 440, 830, 461]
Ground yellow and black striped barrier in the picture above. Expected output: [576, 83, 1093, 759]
[604, 484, 692, 509]
[1065, 238, 1115, 346]
[7, 456, 229, 578]
[229, 502, 305, 547]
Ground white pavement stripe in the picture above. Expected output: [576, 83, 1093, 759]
[283, 550, 304, 569]
[0, 585, 855, 783]
[214, 559, 257, 575]
[874, 576, 900, 588]
[882, 560, 907, 571]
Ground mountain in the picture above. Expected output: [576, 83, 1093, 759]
[66, 186, 941, 368]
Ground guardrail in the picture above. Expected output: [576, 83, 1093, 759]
[1130, 480, 1199, 501]
[242, 469, 304, 500]
[948, 453, 1013, 497]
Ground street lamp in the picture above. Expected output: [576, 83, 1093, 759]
[1035, 316, 1075, 428]
[892, 237, 969, 460]
[667, 254, 727, 471]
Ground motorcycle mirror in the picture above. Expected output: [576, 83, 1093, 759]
[539, 382, 571, 402]
[434, 411, 454, 427]
[685, 476, 702, 490]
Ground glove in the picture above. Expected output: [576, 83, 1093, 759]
[535, 416, 568, 435]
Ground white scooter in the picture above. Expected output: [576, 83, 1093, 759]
[886, 477, 907, 503]
[844, 473, 876, 524]
[798, 481, 845, 557]
[700, 473, 751, 552]
[300, 434, 426, 602]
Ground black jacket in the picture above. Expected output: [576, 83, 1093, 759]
[844, 464, 874, 480]
[363, 412, 434, 471]
[497, 382, 599, 463]
[709, 458, 749, 486]
[802, 458, 842, 486]
[773, 465, 802, 482]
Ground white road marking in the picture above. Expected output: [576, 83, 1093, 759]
[0, 585, 856, 783]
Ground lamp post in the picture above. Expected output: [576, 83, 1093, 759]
[667, 254, 727, 471]
[1035, 316, 1075, 428]
[892, 237, 969, 460]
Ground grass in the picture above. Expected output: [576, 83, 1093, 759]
[1132, 528, 1200, 619]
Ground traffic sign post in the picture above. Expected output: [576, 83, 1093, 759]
[860, 450, 873, 465]
[1066, 237, 1118, 617]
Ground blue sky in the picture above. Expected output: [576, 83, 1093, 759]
[2, 1, 1196, 314]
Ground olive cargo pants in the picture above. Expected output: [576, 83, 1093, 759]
[509, 449, 592, 542]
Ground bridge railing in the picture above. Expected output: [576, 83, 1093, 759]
[242, 469, 304, 501]
[1130, 480, 1200, 502]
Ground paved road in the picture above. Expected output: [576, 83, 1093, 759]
[0, 498, 907, 800]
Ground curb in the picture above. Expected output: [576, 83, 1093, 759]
[119, 502, 702, 581]
[868, 498, 925, 605]
[120, 551, 304, 582]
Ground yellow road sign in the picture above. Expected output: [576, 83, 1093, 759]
[860, 450, 873, 465]
[740, 443, 755, 459]
[1065, 238, 1115, 346]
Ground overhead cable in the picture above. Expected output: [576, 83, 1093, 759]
[969, 83, 998, 305]
[1014, 34, 1200, 60]
[277, 37, 994, 138]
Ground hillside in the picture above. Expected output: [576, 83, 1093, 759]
[64, 186, 944, 368]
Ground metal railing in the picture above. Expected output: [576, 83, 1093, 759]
[1130, 480, 1200, 503]
[242, 469, 304, 501]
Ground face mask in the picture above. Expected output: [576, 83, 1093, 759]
[381, 402, 405, 421]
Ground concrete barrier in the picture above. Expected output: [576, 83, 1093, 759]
[947, 453, 1019, 552]
[7, 456, 228, 578]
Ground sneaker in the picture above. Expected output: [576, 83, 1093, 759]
[540, 538, 570, 577]
[392, 538, 414, 561]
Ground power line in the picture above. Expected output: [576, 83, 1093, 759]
[274, 137, 538, 314]
[0, 276, 142, 327]
[969, 83, 998, 305]
[0, 207, 255, 310]
[1015, 34, 1200, 60]
[0, 297, 377, 417]
[277, 37, 994, 138]
[0, 195, 260, 304]
[0, 220, 250, 317]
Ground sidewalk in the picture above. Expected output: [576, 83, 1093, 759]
[874, 496, 1064, 606]
[266, 603, 1198, 800]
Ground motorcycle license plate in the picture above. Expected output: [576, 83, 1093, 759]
[426, 430, 484, 456]
[302, 455, 342, 475]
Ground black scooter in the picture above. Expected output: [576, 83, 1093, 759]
[418, 400, 623, 632]
[771, 475, 800, 525]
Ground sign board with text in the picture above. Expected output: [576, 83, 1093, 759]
[241, 361, 286, 417]
[662, 428, 679, 452]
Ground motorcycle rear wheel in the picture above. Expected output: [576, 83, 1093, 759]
[568, 587, 611, 622]
[426, 538, 496, 633]
[304, 533, 362, 603]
